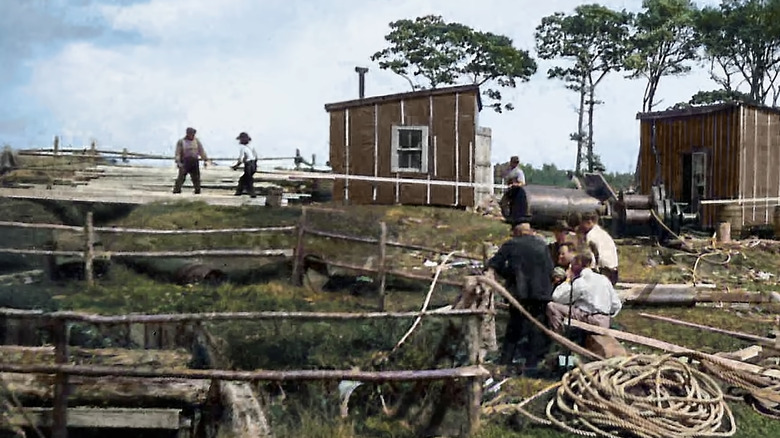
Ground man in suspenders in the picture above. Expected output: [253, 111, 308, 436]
[232, 132, 257, 198]
[173, 127, 209, 194]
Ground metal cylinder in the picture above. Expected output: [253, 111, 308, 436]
[621, 193, 653, 210]
[520, 185, 606, 227]
[624, 209, 653, 224]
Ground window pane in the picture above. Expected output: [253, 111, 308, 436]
[399, 151, 422, 170]
[399, 129, 423, 150]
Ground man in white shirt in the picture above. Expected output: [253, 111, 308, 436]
[577, 211, 619, 285]
[546, 252, 622, 332]
[504, 156, 526, 186]
[231, 132, 258, 198]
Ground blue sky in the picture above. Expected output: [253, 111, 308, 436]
[1, 0, 721, 173]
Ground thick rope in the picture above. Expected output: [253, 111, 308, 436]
[521, 354, 736, 438]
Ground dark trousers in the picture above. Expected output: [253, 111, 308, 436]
[173, 157, 201, 194]
[235, 163, 255, 196]
[500, 299, 551, 367]
[600, 267, 619, 286]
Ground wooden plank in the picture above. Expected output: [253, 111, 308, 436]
[638, 312, 778, 348]
[568, 319, 780, 379]
[5, 407, 184, 429]
[0, 362, 490, 382]
[0, 307, 490, 323]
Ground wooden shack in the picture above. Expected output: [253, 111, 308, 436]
[636, 102, 780, 229]
[324, 84, 492, 208]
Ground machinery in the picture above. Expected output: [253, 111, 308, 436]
[501, 173, 699, 238]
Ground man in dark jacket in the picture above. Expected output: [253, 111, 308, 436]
[488, 222, 554, 369]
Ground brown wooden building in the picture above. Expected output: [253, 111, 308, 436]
[636, 102, 780, 229]
[324, 84, 492, 208]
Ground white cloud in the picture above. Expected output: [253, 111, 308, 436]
[22, 0, 721, 171]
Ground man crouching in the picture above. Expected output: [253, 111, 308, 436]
[547, 251, 622, 332]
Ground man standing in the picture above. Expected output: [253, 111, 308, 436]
[500, 156, 528, 225]
[173, 127, 209, 194]
[577, 211, 619, 285]
[231, 132, 257, 198]
[487, 222, 554, 370]
[546, 252, 622, 332]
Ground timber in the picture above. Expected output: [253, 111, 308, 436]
[0, 307, 490, 323]
[568, 319, 780, 379]
[0, 362, 490, 382]
[4, 407, 186, 430]
[639, 312, 779, 349]
[324, 259, 464, 287]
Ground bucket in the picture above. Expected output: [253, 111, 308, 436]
[773, 206, 780, 238]
[719, 204, 743, 238]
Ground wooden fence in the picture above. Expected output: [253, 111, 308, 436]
[0, 307, 491, 438]
[0, 207, 486, 307]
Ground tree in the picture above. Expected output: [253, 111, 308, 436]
[535, 4, 632, 174]
[626, 0, 700, 112]
[371, 15, 537, 112]
[695, 0, 780, 105]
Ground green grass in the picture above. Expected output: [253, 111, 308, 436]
[3, 200, 780, 437]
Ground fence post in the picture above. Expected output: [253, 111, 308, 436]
[465, 311, 483, 436]
[52, 318, 70, 438]
[84, 211, 95, 287]
[54, 136, 60, 156]
[291, 207, 307, 286]
[377, 222, 388, 311]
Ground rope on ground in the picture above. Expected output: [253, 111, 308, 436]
[697, 354, 780, 419]
[518, 354, 736, 438]
[670, 250, 734, 286]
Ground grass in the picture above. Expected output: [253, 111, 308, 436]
[2, 200, 780, 437]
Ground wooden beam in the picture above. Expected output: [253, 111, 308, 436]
[638, 312, 779, 349]
[568, 319, 780, 379]
[0, 308, 490, 323]
[0, 362, 490, 383]
[4, 407, 186, 430]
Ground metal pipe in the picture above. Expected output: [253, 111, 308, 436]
[519, 185, 606, 227]
[355, 67, 369, 99]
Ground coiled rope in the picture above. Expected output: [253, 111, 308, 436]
[699, 356, 780, 419]
[518, 354, 736, 438]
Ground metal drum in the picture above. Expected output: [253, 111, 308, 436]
[520, 185, 606, 227]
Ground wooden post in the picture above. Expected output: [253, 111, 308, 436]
[291, 208, 307, 286]
[122, 148, 129, 163]
[84, 211, 95, 287]
[465, 312, 483, 435]
[52, 319, 70, 438]
[54, 136, 60, 156]
[377, 222, 388, 311]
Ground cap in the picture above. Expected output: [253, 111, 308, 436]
[186, 127, 196, 134]
[552, 266, 567, 279]
[236, 132, 251, 141]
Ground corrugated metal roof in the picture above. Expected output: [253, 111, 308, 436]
[636, 101, 780, 120]
[324, 84, 482, 112]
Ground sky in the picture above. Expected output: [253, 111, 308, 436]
[1, 0, 723, 173]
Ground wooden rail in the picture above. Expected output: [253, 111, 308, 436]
[1, 307, 489, 437]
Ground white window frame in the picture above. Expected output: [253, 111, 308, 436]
[391, 125, 429, 173]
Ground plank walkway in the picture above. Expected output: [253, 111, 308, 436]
[1, 163, 316, 206]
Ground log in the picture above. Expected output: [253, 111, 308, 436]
[95, 225, 295, 235]
[4, 407, 186, 430]
[103, 248, 293, 258]
[0, 362, 490, 383]
[324, 260, 464, 288]
[568, 319, 780, 379]
[638, 313, 779, 349]
[0, 308, 491, 323]
[618, 285, 772, 304]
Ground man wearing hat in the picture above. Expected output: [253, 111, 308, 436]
[173, 127, 209, 194]
[487, 222, 554, 372]
[231, 132, 258, 198]
[500, 156, 529, 225]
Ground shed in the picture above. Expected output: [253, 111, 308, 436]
[636, 103, 780, 229]
[324, 84, 492, 208]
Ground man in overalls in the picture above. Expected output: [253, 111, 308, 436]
[173, 127, 209, 194]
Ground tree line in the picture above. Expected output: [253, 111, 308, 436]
[370, 0, 780, 175]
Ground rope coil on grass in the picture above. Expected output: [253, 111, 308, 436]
[523, 354, 736, 438]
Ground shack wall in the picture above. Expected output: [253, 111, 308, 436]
[637, 108, 740, 228]
[327, 88, 480, 207]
